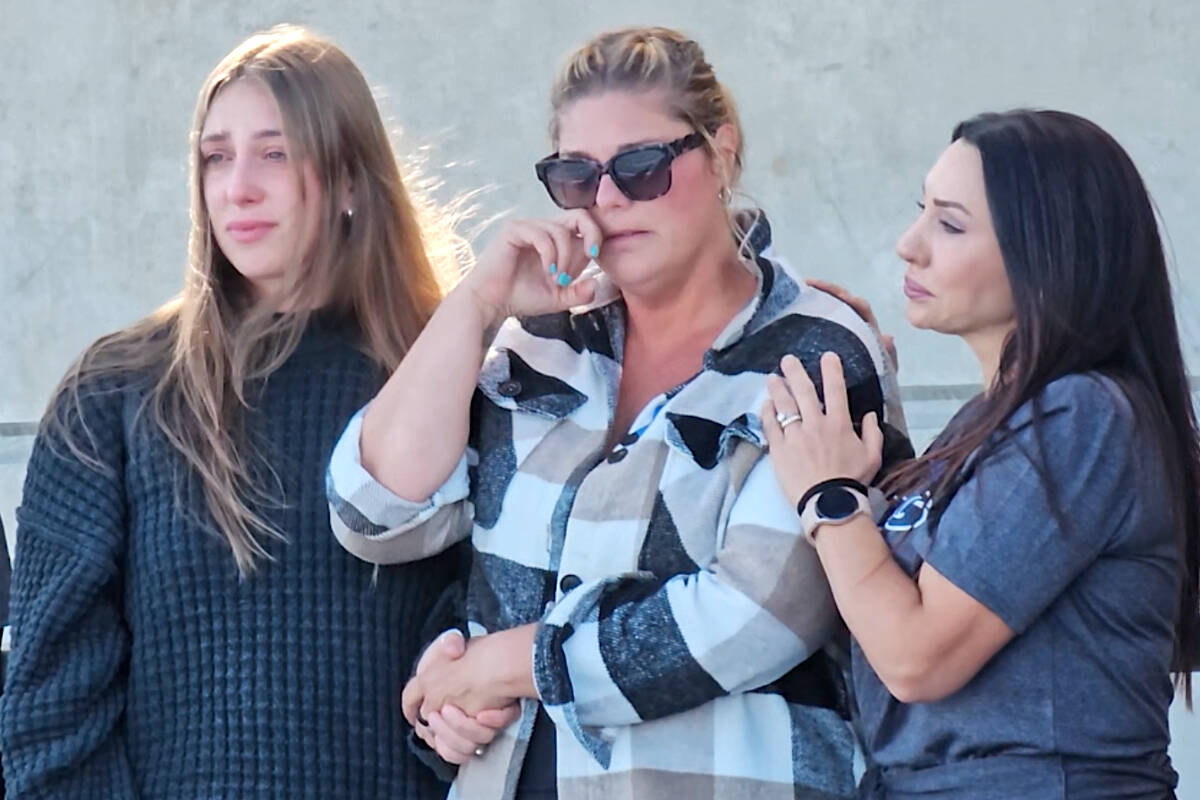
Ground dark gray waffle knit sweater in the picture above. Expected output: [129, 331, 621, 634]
[1, 314, 457, 799]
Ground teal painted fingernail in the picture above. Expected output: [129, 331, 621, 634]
[588, 244, 599, 258]
[549, 262, 557, 275]
[557, 272, 571, 286]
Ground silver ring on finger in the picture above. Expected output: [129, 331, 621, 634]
[474, 746, 486, 757]
[775, 411, 802, 430]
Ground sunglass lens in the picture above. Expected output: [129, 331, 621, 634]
[611, 148, 673, 201]
[542, 161, 600, 209]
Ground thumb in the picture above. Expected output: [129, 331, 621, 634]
[434, 629, 466, 659]
[561, 275, 596, 308]
[416, 629, 465, 673]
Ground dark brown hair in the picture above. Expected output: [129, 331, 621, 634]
[884, 109, 1199, 701]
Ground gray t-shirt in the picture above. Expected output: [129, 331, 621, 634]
[853, 373, 1180, 799]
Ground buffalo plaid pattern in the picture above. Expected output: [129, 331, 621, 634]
[327, 218, 911, 799]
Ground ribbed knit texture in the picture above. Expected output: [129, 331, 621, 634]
[1, 315, 457, 799]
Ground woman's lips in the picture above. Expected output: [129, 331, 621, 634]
[602, 230, 648, 248]
[903, 276, 933, 299]
[226, 221, 277, 244]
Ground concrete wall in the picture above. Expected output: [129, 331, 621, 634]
[2, 0, 1198, 792]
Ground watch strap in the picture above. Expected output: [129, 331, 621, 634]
[795, 477, 869, 518]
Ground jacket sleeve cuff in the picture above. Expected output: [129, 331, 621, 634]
[327, 406, 472, 563]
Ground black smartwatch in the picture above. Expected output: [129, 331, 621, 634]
[797, 478, 871, 543]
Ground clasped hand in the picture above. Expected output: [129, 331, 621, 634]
[401, 631, 521, 765]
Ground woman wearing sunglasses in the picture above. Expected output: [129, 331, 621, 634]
[764, 110, 1198, 799]
[327, 26, 909, 799]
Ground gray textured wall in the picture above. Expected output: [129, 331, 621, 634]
[2, 0, 1198, 790]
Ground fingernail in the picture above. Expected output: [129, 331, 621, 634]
[588, 244, 599, 258]
[557, 272, 571, 287]
[549, 262, 557, 275]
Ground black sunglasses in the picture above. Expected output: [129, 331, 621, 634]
[534, 132, 706, 210]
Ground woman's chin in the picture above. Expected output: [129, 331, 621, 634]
[598, 257, 661, 294]
[903, 304, 932, 330]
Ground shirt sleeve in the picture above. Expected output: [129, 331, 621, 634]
[531, 453, 838, 764]
[921, 374, 1138, 634]
[0, 389, 139, 799]
[326, 406, 474, 564]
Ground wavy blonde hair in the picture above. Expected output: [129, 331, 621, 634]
[550, 27, 755, 252]
[48, 25, 466, 575]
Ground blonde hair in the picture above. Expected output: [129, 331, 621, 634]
[48, 25, 465, 575]
[551, 27, 745, 195]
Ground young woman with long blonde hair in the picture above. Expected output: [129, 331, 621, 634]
[0, 25, 474, 798]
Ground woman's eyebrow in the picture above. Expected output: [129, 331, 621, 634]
[199, 128, 284, 144]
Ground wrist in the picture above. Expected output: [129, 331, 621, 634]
[453, 274, 506, 330]
[477, 625, 538, 699]
[797, 478, 872, 544]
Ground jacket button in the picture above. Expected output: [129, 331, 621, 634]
[619, 432, 639, 446]
[559, 574, 582, 593]
[498, 379, 522, 397]
[606, 446, 627, 464]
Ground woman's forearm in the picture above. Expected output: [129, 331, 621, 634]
[813, 515, 1015, 703]
[812, 517, 929, 685]
[764, 353, 1014, 703]
[360, 283, 500, 502]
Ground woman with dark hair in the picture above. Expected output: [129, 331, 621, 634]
[765, 109, 1198, 799]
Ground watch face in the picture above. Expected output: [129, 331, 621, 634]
[816, 487, 861, 520]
